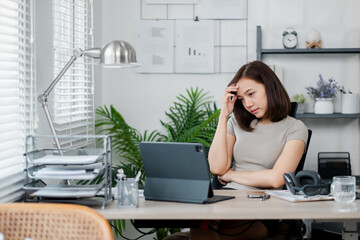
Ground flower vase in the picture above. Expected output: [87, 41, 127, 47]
[314, 98, 334, 114]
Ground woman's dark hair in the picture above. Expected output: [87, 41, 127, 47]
[228, 61, 290, 132]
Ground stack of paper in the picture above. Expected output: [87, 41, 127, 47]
[33, 167, 99, 180]
[32, 155, 100, 165]
[266, 190, 333, 203]
[32, 186, 98, 198]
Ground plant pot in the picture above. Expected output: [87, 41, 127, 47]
[341, 94, 359, 114]
[314, 98, 334, 114]
[297, 103, 305, 114]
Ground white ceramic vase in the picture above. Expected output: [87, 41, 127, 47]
[314, 98, 334, 114]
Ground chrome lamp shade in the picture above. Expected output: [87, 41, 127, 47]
[99, 40, 140, 68]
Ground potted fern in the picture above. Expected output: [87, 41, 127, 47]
[95, 87, 220, 239]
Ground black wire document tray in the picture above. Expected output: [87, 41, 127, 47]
[23, 135, 113, 209]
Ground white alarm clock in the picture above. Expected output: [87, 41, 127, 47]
[282, 27, 298, 49]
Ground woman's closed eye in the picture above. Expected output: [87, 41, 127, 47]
[239, 92, 255, 101]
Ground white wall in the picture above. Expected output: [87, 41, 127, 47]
[95, 0, 360, 174]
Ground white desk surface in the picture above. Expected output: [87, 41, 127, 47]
[95, 190, 360, 221]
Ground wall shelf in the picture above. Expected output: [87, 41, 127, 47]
[297, 113, 360, 119]
[256, 25, 360, 120]
[256, 26, 360, 60]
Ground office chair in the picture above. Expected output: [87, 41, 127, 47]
[290, 101, 298, 118]
[212, 102, 312, 189]
[0, 203, 114, 240]
[289, 102, 312, 173]
[295, 129, 312, 174]
[289, 102, 313, 173]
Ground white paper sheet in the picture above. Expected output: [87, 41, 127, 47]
[32, 155, 100, 165]
[33, 187, 98, 198]
[33, 168, 100, 180]
[175, 20, 214, 73]
[266, 190, 333, 203]
[136, 20, 174, 73]
[38, 162, 103, 170]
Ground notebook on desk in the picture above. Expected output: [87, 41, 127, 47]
[139, 142, 235, 204]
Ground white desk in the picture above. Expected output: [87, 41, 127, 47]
[95, 190, 360, 240]
[96, 190, 360, 220]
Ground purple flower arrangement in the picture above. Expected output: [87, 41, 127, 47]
[305, 74, 340, 100]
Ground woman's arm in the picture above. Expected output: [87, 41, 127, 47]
[208, 122, 235, 175]
[219, 139, 305, 189]
[208, 85, 238, 175]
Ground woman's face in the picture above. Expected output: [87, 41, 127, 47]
[235, 78, 268, 119]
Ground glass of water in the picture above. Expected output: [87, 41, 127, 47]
[331, 176, 358, 212]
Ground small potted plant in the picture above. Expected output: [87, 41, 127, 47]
[305, 74, 340, 114]
[291, 94, 306, 114]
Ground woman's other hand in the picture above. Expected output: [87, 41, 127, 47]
[218, 168, 235, 183]
[217, 175, 229, 186]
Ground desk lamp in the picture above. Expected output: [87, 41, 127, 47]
[38, 40, 140, 149]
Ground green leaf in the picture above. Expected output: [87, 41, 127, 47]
[110, 219, 126, 238]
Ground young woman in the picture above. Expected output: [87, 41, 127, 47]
[165, 61, 308, 240]
[208, 60, 308, 190]
[189, 61, 308, 240]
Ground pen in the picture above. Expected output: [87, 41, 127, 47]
[134, 170, 141, 182]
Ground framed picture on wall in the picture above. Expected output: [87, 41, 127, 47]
[174, 20, 214, 73]
[136, 20, 174, 73]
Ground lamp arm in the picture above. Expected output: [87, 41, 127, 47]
[37, 48, 85, 151]
[38, 48, 100, 104]
[38, 48, 84, 104]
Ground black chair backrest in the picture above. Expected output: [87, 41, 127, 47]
[289, 102, 298, 118]
[295, 129, 312, 174]
[290, 102, 312, 173]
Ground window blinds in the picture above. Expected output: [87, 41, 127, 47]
[52, 0, 94, 148]
[0, 0, 35, 202]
